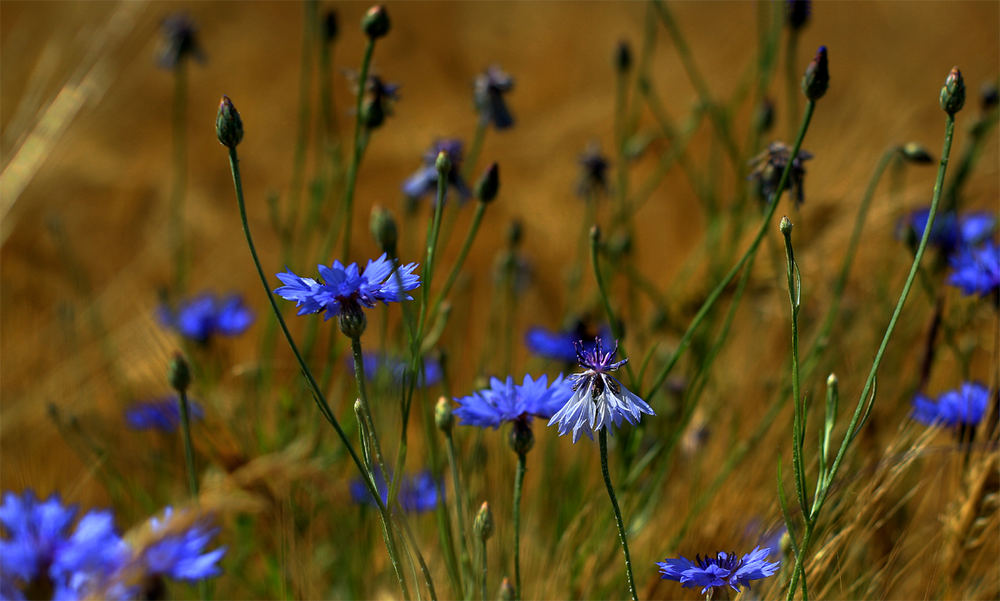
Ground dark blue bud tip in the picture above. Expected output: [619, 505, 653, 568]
[802, 45, 829, 101]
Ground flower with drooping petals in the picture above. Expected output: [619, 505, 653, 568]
[657, 546, 780, 595]
[402, 139, 471, 203]
[474, 65, 515, 130]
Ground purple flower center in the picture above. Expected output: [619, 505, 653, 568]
[575, 337, 627, 373]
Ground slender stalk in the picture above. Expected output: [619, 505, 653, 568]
[464, 120, 487, 180]
[177, 389, 198, 498]
[431, 201, 488, 320]
[284, 1, 317, 248]
[785, 28, 800, 141]
[225, 146, 409, 598]
[351, 336, 390, 480]
[341, 38, 376, 260]
[479, 537, 488, 601]
[170, 62, 188, 294]
[512, 451, 526, 601]
[590, 230, 636, 386]
[445, 432, 472, 597]
[599, 429, 637, 601]
[781, 220, 809, 519]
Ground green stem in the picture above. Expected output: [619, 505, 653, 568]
[177, 389, 198, 498]
[464, 120, 487, 181]
[351, 335, 390, 481]
[599, 429, 637, 601]
[590, 230, 637, 387]
[225, 146, 409, 598]
[284, 0, 316, 249]
[431, 201, 488, 321]
[445, 433, 472, 597]
[513, 451, 526, 601]
[479, 537, 488, 601]
[341, 38, 376, 261]
[644, 100, 816, 401]
[781, 222, 809, 519]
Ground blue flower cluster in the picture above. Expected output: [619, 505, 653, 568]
[912, 381, 990, 428]
[402, 139, 472, 203]
[0, 491, 224, 600]
[125, 397, 204, 432]
[657, 546, 780, 595]
[897, 208, 995, 257]
[354, 352, 443, 389]
[948, 240, 1000, 297]
[453, 374, 573, 429]
[547, 338, 655, 443]
[274, 254, 420, 320]
[349, 470, 440, 513]
[158, 292, 254, 344]
[525, 324, 613, 363]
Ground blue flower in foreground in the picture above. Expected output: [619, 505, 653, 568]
[912, 381, 990, 428]
[947, 240, 1000, 297]
[0, 490, 128, 600]
[658, 546, 780, 595]
[525, 324, 614, 363]
[402, 139, 472, 203]
[547, 338, 654, 443]
[350, 470, 440, 513]
[125, 397, 204, 432]
[158, 293, 254, 343]
[143, 508, 226, 581]
[454, 374, 573, 429]
[354, 353, 442, 388]
[474, 65, 515, 130]
[897, 208, 996, 256]
[274, 254, 420, 320]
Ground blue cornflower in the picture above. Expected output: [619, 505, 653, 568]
[525, 323, 614, 363]
[125, 397, 204, 432]
[0, 490, 129, 600]
[897, 208, 996, 257]
[349, 470, 440, 513]
[474, 65, 515, 130]
[402, 139, 472, 203]
[274, 253, 420, 320]
[947, 240, 1000, 297]
[912, 381, 990, 427]
[142, 507, 226, 582]
[158, 292, 254, 343]
[576, 144, 610, 198]
[547, 338, 654, 443]
[453, 374, 573, 429]
[158, 13, 205, 70]
[353, 352, 442, 388]
[658, 546, 780, 595]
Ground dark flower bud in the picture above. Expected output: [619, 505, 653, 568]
[338, 303, 367, 339]
[475, 162, 500, 203]
[614, 40, 632, 73]
[779, 215, 793, 235]
[369, 205, 398, 254]
[508, 419, 534, 455]
[981, 82, 999, 112]
[168, 352, 191, 393]
[506, 219, 523, 248]
[361, 97, 386, 129]
[801, 46, 829, 101]
[499, 577, 515, 601]
[435, 150, 452, 177]
[216, 96, 243, 148]
[362, 5, 390, 40]
[435, 397, 454, 433]
[940, 67, 965, 115]
[322, 10, 339, 43]
[590, 225, 601, 244]
[474, 502, 494, 541]
[786, 0, 810, 31]
[900, 143, 934, 164]
[754, 98, 775, 133]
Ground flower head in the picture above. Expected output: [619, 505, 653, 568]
[947, 240, 1000, 297]
[125, 397, 204, 432]
[142, 508, 226, 582]
[157, 13, 205, 70]
[158, 293, 254, 344]
[525, 323, 614, 363]
[658, 546, 780, 595]
[576, 144, 610, 199]
[747, 141, 813, 206]
[547, 338, 654, 443]
[454, 374, 573, 429]
[349, 470, 440, 513]
[474, 65, 515, 130]
[358, 73, 400, 129]
[402, 139, 472, 203]
[274, 254, 420, 320]
[897, 208, 996, 257]
[0, 490, 128, 600]
[912, 381, 990, 428]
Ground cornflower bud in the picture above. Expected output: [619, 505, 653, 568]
[802, 46, 829, 101]
[475, 501, 494, 541]
[498, 577, 515, 601]
[786, 0, 810, 31]
[361, 5, 390, 39]
[980, 82, 999, 112]
[216, 96, 244, 148]
[508, 419, 534, 455]
[322, 10, 339, 44]
[168, 352, 191, 393]
[475, 162, 500, 203]
[338, 303, 367, 339]
[435, 150, 452, 177]
[779, 215, 793, 235]
[614, 40, 632, 73]
[940, 67, 965, 115]
[435, 397, 454, 434]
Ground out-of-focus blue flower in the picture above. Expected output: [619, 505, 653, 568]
[125, 397, 204, 432]
[947, 240, 1000, 297]
[786, 0, 810, 30]
[349, 470, 440, 513]
[547, 338, 654, 443]
[525, 323, 614, 363]
[158, 293, 254, 343]
[142, 508, 226, 581]
[0, 490, 128, 600]
[897, 208, 996, 257]
[352, 352, 442, 389]
[576, 145, 609, 198]
[474, 65, 515, 130]
[912, 381, 990, 427]
[402, 139, 472, 203]
[453, 374, 573, 429]
[158, 13, 205, 70]
[657, 546, 780, 595]
[360, 74, 400, 129]
[274, 254, 420, 320]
